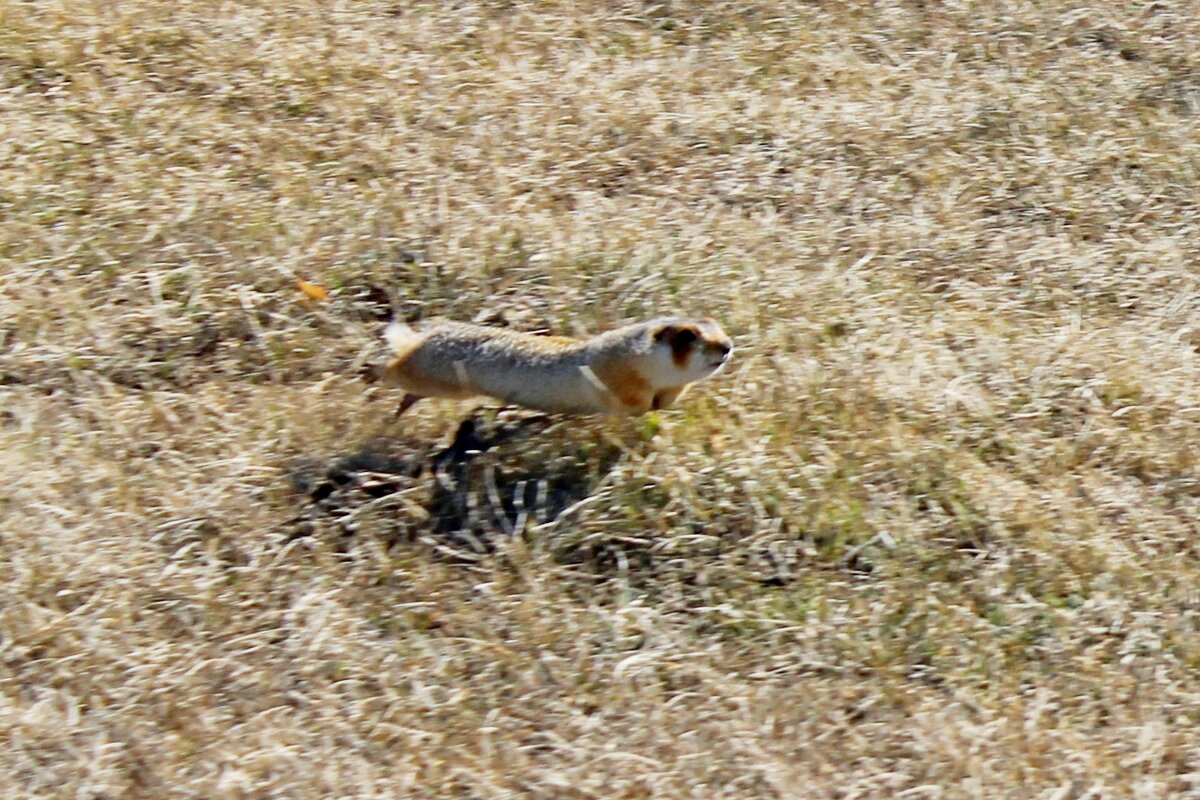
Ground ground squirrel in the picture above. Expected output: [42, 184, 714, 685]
[382, 317, 733, 417]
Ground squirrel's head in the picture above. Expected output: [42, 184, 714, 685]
[651, 318, 733, 384]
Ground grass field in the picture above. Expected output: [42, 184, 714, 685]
[5, 1, 1200, 797]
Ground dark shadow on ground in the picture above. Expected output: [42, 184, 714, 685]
[285, 410, 624, 563]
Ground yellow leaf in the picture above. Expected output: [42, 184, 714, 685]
[296, 278, 329, 302]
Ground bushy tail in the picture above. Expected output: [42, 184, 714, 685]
[383, 319, 422, 357]
[380, 320, 424, 387]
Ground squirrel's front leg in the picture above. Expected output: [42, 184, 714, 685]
[651, 386, 687, 410]
[616, 392, 655, 415]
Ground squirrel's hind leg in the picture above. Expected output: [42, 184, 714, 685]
[396, 393, 424, 417]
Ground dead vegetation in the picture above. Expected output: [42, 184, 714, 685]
[4, 1, 1200, 797]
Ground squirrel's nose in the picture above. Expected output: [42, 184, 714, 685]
[715, 341, 732, 360]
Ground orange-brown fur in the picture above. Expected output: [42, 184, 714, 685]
[387, 360, 473, 398]
[591, 360, 654, 413]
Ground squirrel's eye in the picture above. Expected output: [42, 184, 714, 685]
[674, 328, 698, 346]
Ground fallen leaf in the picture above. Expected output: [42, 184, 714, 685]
[297, 278, 329, 302]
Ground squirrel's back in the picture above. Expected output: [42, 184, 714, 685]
[384, 320, 606, 412]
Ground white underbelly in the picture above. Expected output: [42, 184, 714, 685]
[474, 363, 611, 414]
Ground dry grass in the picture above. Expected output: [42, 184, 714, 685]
[5, 1, 1200, 796]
